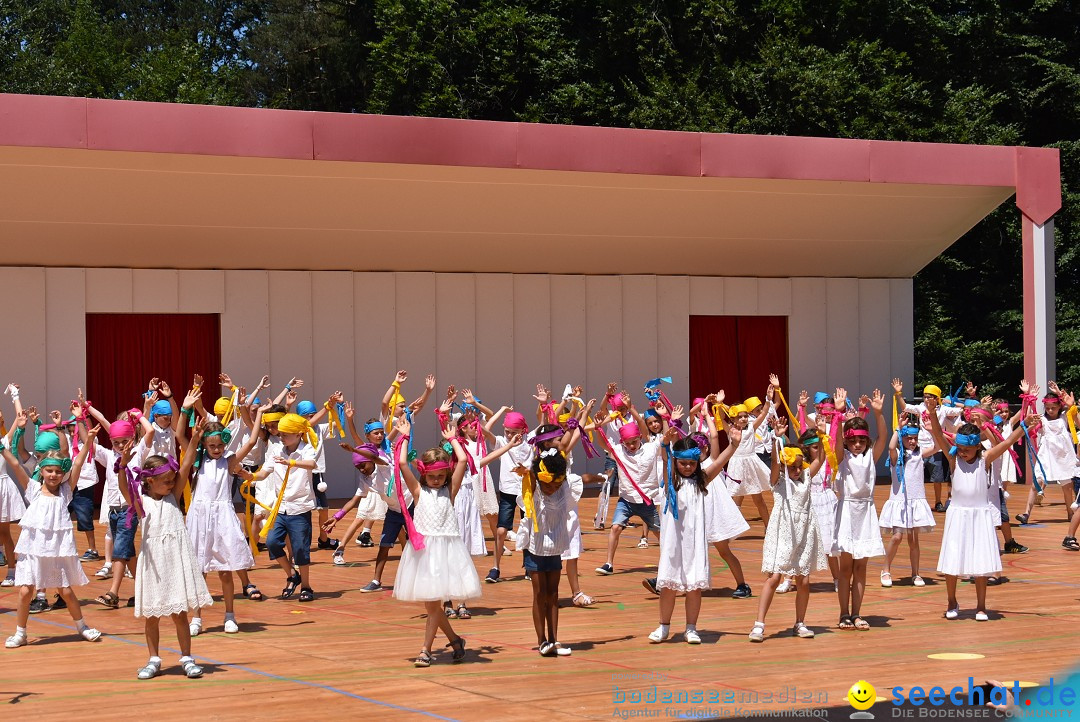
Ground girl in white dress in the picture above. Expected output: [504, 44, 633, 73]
[926, 399, 1034, 621]
[650, 429, 740, 645]
[721, 382, 776, 527]
[180, 415, 264, 637]
[749, 431, 827, 643]
[798, 428, 840, 589]
[391, 416, 517, 667]
[831, 388, 887, 631]
[700, 404, 752, 598]
[879, 422, 937, 587]
[1016, 383, 1077, 524]
[126, 453, 214, 679]
[0, 422, 27, 587]
[350, 417, 392, 547]
[4, 422, 102, 649]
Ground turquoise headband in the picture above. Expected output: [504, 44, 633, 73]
[954, 433, 982, 446]
[672, 448, 702, 460]
[899, 427, 920, 437]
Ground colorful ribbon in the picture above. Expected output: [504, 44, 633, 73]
[596, 431, 654, 506]
[393, 435, 425, 550]
[519, 465, 540, 533]
[1020, 420, 1047, 492]
[326, 401, 347, 439]
[258, 460, 294, 539]
[773, 387, 802, 434]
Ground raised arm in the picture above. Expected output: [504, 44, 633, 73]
[870, 389, 887, 463]
[393, 415, 421, 499]
[381, 370, 407, 418]
[409, 374, 436, 414]
[704, 425, 742, 482]
[986, 413, 1039, 467]
[483, 405, 509, 439]
[924, 396, 954, 474]
[70, 422, 99, 482]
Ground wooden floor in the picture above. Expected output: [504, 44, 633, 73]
[2, 485, 1077, 720]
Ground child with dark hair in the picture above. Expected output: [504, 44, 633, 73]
[878, 420, 937, 588]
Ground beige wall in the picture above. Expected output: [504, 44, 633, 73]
[0, 268, 913, 496]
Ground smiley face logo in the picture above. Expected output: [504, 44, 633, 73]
[848, 680, 877, 711]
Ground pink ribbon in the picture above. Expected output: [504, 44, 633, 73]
[597, 432, 654, 506]
[1019, 394, 1041, 452]
[393, 436, 425, 551]
[982, 423, 1022, 479]
[541, 402, 556, 425]
[797, 405, 807, 433]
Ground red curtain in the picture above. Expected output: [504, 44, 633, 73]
[689, 315, 788, 405]
[85, 313, 221, 500]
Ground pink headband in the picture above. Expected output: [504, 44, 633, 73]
[109, 420, 135, 440]
[844, 429, 870, 439]
[504, 411, 529, 431]
[416, 460, 452, 475]
[1043, 396, 1062, 404]
[995, 402, 1010, 411]
[619, 422, 641, 442]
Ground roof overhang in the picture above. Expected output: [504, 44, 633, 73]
[0, 94, 1060, 278]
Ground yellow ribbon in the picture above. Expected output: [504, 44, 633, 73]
[220, 386, 240, 428]
[892, 393, 900, 433]
[773, 388, 801, 432]
[820, 433, 839, 482]
[258, 461, 293, 539]
[325, 402, 345, 439]
[516, 466, 539, 532]
[262, 411, 285, 425]
[386, 380, 405, 432]
[1067, 406, 1079, 446]
[780, 446, 808, 468]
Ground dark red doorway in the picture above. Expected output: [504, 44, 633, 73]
[688, 315, 788, 405]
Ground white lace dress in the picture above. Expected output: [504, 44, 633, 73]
[701, 457, 750, 543]
[761, 470, 827, 576]
[186, 455, 255, 572]
[394, 485, 482, 602]
[135, 494, 214, 618]
[809, 469, 837, 554]
[878, 452, 936, 532]
[656, 477, 710, 592]
[1034, 416, 1077, 484]
[0, 454, 26, 522]
[937, 458, 1001, 577]
[725, 427, 772, 496]
[14, 482, 88, 588]
[832, 452, 885, 558]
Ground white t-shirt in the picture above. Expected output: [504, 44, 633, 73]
[148, 423, 176, 458]
[67, 431, 101, 490]
[495, 432, 535, 496]
[95, 443, 149, 508]
[610, 439, 663, 504]
[903, 403, 964, 450]
[313, 423, 331, 474]
[264, 441, 317, 515]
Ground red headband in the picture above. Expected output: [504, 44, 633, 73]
[416, 460, 452, 475]
[844, 429, 870, 438]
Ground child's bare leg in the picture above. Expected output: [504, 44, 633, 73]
[756, 573, 781, 623]
[827, 555, 840, 582]
[172, 611, 192, 657]
[974, 577, 989, 613]
[850, 558, 868, 616]
[604, 524, 624, 566]
[907, 531, 921, 577]
[530, 574, 546, 644]
[752, 494, 770, 526]
[565, 558, 581, 596]
[684, 589, 702, 627]
[543, 570, 560, 642]
[945, 574, 959, 610]
[794, 575, 810, 622]
[884, 531, 903, 575]
[15, 585, 35, 627]
[145, 616, 161, 658]
[714, 540, 746, 586]
[220, 571, 235, 614]
[837, 553, 853, 616]
[658, 587, 676, 624]
[422, 601, 442, 652]
[56, 587, 87, 623]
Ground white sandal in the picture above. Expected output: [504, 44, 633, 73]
[912, 575, 925, 587]
[181, 658, 204, 678]
[554, 641, 572, 656]
[748, 622, 765, 643]
[5, 632, 26, 648]
[572, 591, 594, 607]
[880, 570, 893, 588]
[80, 627, 102, 642]
[189, 618, 202, 637]
[137, 660, 161, 680]
[793, 622, 815, 639]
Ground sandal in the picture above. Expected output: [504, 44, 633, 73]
[181, 658, 204, 679]
[414, 650, 434, 668]
[838, 614, 855, 630]
[137, 660, 161, 680]
[456, 605, 471, 620]
[538, 641, 557, 657]
[572, 591, 595, 607]
[554, 641, 572, 656]
[444, 606, 458, 619]
[243, 584, 264, 601]
[298, 587, 315, 602]
[880, 570, 893, 588]
[96, 591, 120, 609]
[853, 616, 870, 631]
[280, 572, 301, 600]
[446, 637, 466, 662]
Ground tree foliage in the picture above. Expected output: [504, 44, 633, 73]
[2, 0, 1077, 393]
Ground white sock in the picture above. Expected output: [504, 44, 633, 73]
[657, 623, 670, 635]
[179, 655, 194, 665]
[75, 619, 88, 632]
[371, 579, 379, 585]
[685, 624, 697, 631]
[35, 592, 46, 601]
[15, 625, 26, 636]
[149, 656, 162, 665]
[191, 616, 202, 626]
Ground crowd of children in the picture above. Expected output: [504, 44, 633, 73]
[0, 369, 1072, 672]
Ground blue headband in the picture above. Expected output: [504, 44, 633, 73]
[644, 409, 660, 419]
[899, 427, 920, 437]
[954, 433, 982, 446]
[297, 400, 317, 416]
[672, 447, 702, 460]
[364, 421, 384, 435]
[814, 392, 830, 405]
[151, 400, 172, 418]
[963, 399, 980, 408]
[993, 415, 1003, 425]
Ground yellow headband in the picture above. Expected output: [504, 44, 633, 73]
[557, 412, 572, 424]
[214, 397, 233, 417]
[744, 396, 762, 412]
[727, 404, 747, 417]
[277, 413, 318, 448]
[261, 411, 285, 425]
[923, 384, 942, 398]
[780, 446, 808, 468]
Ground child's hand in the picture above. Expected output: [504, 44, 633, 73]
[395, 370, 408, 384]
[533, 384, 550, 404]
[653, 401, 668, 416]
[816, 416, 828, 433]
[192, 416, 206, 439]
[445, 384, 456, 401]
[14, 410, 27, 428]
[77, 387, 85, 404]
[50, 409, 62, 425]
[321, 518, 338, 533]
[344, 401, 354, 419]
[726, 426, 742, 445]
[424, 374, 436, 390]
[834, 388, 847, 407]
[159, 381, 172, 398]
[462, 388, 475, 404]
[259, 374, 270, 389]
[193, 373, 204, 388]
[394, 415, 411, 436]
[1019, 379, 1031, 394]
[858, 394, 870, 409]
[285, 390, 298, 406]
[258, 400, 273, 413]
[704, 393, 718, 405]
[27, 406, 38, 424]
[966, 380, 979, 397]
[775, 417, 789, 437]
[149, 377, 161, 391]
[670, 404, 685, 422]
[184, 388, 201, 408]
[441, 424, 457, 442]
[274, 455, 289, 465]
[438, 396, 454, 415]
[331, 390, 344, 404]
[769, 373, 780, 388]
[662, 426, 679, 444]
[870, 389, 885, 412]
[1064, 390, 1076, 408]
[288, 377, 304, 390]
[606, 382, 618, 396]
[1023, 413, 1040, 427]
[798, 389, 809, 406]
[891, 378, 903, 395]
[218, 373, 233, 388]
[715, 390, 725, 404]
[507, 433, 523, 447]
[573, 385, 584, 399]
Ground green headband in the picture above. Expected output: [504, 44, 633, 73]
[38, 457, 73, 473]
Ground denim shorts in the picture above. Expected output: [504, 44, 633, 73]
[924, 452, 947, 484]
[312, 473, 328, 509]
[380, 507, 410, 548]
[266, 511, 312, 567]
[612, 498, 660, 532]
[997, 488, 1010, 524]
[523, 550, 562, 573]
[67, 486, 96, 532]
[108, 508, 139, 560]
[497, 491, 520, 530]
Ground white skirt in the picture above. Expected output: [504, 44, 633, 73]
[0, 476, 26, 522]
[14, 554, 88, 588]
[878, 496, 936, 533]
[704, 481, 750, 543]
[135, 529, 215, 618]
[937, 506, 1002, 576]
[475, 471, 500, 516]
[454, 484, 487, 557]
[725, 454, 772, 496]
[393, 534, 483, 602]
[810, 486, 837, 551]
[832, 498, 885, 558]
[186, 500, 255, 573]
[356, 489, 388, 521]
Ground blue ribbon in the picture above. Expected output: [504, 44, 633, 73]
[1020, 420, 1047, 492]
[662, 443, 679, 520]
[644, 376, 672, 403]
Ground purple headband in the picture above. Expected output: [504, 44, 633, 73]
[352, 443, 382, 467]
[528, 428, 566, 446]
[134, 455, 180, 481]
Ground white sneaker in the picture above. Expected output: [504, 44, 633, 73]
[945, 607, 959, 620]
[0, 575, 14, 587]
[5, 633, 26, 648]
[224, 618, 239, 634]
[637, 538, 649, 549]
[95, 564, 112, 580]
[684, 628, 701, 645]
[189, 619, 203, 637]
[124, 568, 133, 579]
[775, 578, 792, 594]
[80, 627, 102, 642]
[912, 576, 925, 587]
[503, 546, 514, 557]
[648, 625, 670, 643]
[793, 622, 815, 639]
[748, 622, 765, 643]
[333, 550, 346, 566]
[975, 611, 989, 622]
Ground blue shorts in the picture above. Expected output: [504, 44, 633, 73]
[612, 498, 660, 532]
[380, 507, 410, 548]
[997, 488, 1010, 524]
[523, 550, 562, 573]
[108, 508, 139, 560]
[67, 486, 96, 532]
[924, 452, 947, 484]
[497, 491, 520, 530]
[266, 511, 312, 567]
[312, 473, 328, 509]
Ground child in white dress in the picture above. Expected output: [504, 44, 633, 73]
[831, 388, 887, 631]
[926, 399, 1034, 621]
[126, 453, 214, 679]
[0, 424, 27, 587]
[1016, 384, 1077, 524]
[879, 422, 937, 588]
[799, 428, 840, 589]
[391, 416, 517, 667]
[180, 414, 264, 637]
[4, 423, 102, 649]
[721, 385, 775, 527]
[650, 429, 739, 645]
[749, 431, 827, 643]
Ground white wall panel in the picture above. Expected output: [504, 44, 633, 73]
[85, 268, 132, 312]
[267, 271, 314, 399]
[889, 279, 915, 386]
[723, 277, 758, 315]
[474, 273, 515, 424]
[395, 272, 437, 442]
[309, 270, 354, 496]
[689, 276, 724, 315]
[435, 273, 477, 397]
[179, 270, 225, 313]
[622, 275, 658, 398]
[825, 278, 860, 394]
[656, 275, 690, 413]
[757, 278, 792, 316]
[789, 278, 827, 399]
[132, 269, 178, 313]
[352, 272, 396, 420]
[0, 268, 47, 408]
[513, 274, 551, 417]
[221, 270, 270, 398]
[858, 279, 892, 395]
[585, 276, 623, 412]
[45, 268, 86, 413]
[549, 275, 588, 401]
